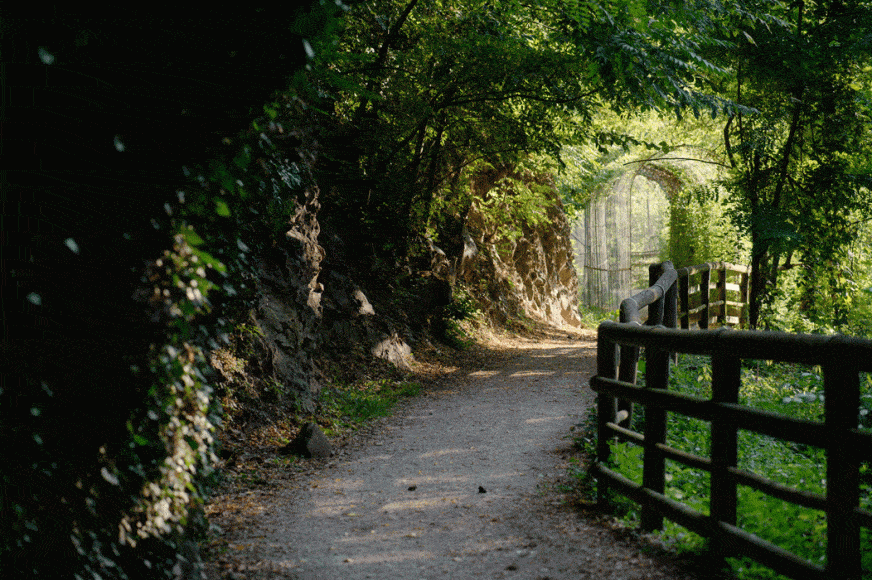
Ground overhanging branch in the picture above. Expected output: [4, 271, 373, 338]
[623, 157, 731, 168]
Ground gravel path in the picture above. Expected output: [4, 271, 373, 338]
[205, 331, 712, 580]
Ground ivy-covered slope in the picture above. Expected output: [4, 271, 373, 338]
[0, 6, 335, 578]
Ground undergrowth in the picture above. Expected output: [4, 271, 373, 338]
[435, 285, 481, 350]
[317, 379, 422, 437]
[577, 304, 619, 328]
[571, 353, 872, 580]
[213, 316, 425, 450]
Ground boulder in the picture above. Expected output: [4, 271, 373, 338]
[281, 422, 333, 458]
[371, 333, 414, 370]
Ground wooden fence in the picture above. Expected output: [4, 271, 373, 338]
[591, 261, 872, 580]
[677, 262, 750, 330]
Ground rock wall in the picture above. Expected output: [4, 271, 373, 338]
[458, 177, 582, 328]
[315, 229, 419, 371]
[251, 149, 581, 412]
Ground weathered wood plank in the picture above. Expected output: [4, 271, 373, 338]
[641, 346, 670, 531]
[710, 354, 740, 559]
[726, 467, 827, 511]
[824, 362, 861, 580]
[596, 323, 872, 369]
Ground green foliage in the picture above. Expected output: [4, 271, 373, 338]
[472, 157, 559, 249]
[1, 136, 237, 580]
[756, 220, 872, 337]
[667, 183, 746, 268]
[717, 0, 872, 328]
[577, 304, 619, 327]
[558, 107, 720, 216]
[305, 0, 760, 273]
[437, 286, 480, 350]
[443, 286, 481, 323]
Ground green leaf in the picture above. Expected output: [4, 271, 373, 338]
[215, 199, 231, 217]
[179, 227, 204, 246]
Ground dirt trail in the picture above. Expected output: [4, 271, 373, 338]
[205, 330, 710, 580]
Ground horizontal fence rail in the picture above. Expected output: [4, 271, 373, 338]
[591, 262, 872, 580]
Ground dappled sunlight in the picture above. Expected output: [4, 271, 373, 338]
[524, 415, 568, 425]
[315, 477, 367, 491]
[509, 369, 552, 377]
[339, 549, 436, 565]
[306, 492, 383, 517]
[380, 493, 470, 512]
[420, 448, 469, 458]
[205, 331, 601, 578]
[294, 459, 536, 573]
[441, 343, 596, 393]
[394, 473, 476, 486]
[354, 454, 394, 464]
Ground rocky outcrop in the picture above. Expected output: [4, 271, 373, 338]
[255, 249, 324, 412]
[250, 146, 580, 415]
[316, 230, 417, 371]
[243, 97, 415, 407]
[250, 114, 327, 412]
[457, 174, 581, 328]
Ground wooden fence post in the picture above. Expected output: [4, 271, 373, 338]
[739, 270, 750, 329]
[616, 343, 639, 428]
[661, 263, 678, 363]
[641, 344, 670, 532]
[700, 266, 711, 330]
[648, 263, 665, 326]
[716, 266, 727, 327]
[617, 287, 640, 427]
[679, 272, 690, 329]
[596, 332, 619, 509]
[824, 358, 861, 580]
[710, 353, 741, 563]
[664, 272, 678, 331]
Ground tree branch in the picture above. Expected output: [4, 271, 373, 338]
[724, 114, 737, 169]
[354, 0, 421, 120]
[444, 88, 598, 108]
[623, 157, 731, 168]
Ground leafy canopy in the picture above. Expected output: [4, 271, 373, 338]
[303, 0, 760, 268]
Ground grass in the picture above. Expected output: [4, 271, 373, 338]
[577, 304, 619, 328]
[572, 354, 872, 580]
[318, 378, 422, 436]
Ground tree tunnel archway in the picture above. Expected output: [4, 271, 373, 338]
[571, 150, 726, 311]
